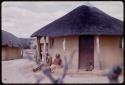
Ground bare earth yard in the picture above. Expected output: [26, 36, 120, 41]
[2, 59, 124, 84]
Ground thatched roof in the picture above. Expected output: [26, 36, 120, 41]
[2, 30, 34, 49]
[2, 30, 21, 48]
[31, 5, 123, 37]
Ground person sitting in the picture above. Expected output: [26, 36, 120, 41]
[50, 53, 62, 72]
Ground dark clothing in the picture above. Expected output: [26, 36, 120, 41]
[107, 65, 122, 83]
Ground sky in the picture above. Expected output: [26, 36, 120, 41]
[2, 1, 123, 38]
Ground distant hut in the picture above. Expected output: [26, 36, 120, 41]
[2, 30, 22, 60]
[19, 38, 32, 49]
[31, 5, 123, 72]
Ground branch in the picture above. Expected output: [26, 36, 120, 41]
[57, 50, 76, 83]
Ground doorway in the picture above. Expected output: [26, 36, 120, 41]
[79, 35, 94, 70]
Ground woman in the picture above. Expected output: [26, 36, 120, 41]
[50, 53, 62, 72]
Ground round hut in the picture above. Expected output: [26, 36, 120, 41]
[31, 5, 123, 72]
[2, 30, 22, 60]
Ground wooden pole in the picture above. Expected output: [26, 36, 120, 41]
[96, 36, 102, 70]
[43, 36, 47, 64]
[63, 38, 66, 51]
[122, 37, 124, 51]
[36, 36, 42, 65]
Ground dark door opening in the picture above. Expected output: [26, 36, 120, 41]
[79, 35, 94, 71]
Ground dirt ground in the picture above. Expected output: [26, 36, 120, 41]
[2, 59, 124, 84]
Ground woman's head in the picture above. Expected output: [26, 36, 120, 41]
[55, 53, 60, 58]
